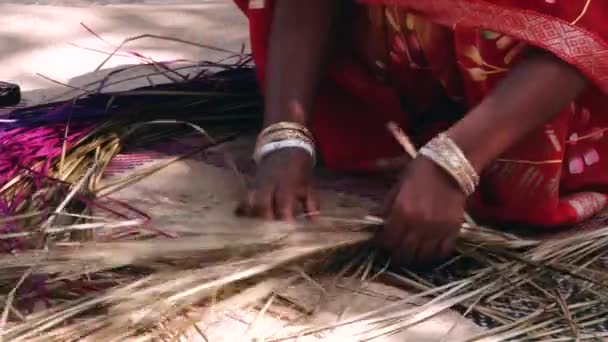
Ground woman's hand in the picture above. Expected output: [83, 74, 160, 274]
[377, 50, 588, 268]
[235, 0, 335, 222]
[236, 148, 319, 221]
[378, 157, 466, 267]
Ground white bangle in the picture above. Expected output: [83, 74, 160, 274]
[253, 139, 316, 165]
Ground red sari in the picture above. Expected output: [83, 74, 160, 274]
[234, 0, 608, 228]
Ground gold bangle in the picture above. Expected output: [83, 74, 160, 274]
[253, 122, 317, 164]
[419, 133, 479, 197]
[259, 122, 314, 142]
[437, 133, 480, 186]
[257, 129, 313, 146]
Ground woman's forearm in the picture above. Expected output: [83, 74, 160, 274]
[264, 0, 337, 126]
[447, 50, 588, 172]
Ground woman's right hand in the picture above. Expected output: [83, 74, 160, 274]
[236, 148, 318, 221]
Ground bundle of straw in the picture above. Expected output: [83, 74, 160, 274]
[0, 32, 605, 341]
[0, 61, 262, 249]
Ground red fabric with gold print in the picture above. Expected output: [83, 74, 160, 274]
[234, 0, 608, 228]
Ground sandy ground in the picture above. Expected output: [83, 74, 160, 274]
[0, 1, 247, 94]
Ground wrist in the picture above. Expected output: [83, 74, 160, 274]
[414, 157, 465, 197]
[254, 121, 316, 166]
[254, 139, 316, 165]
[419, 133, 480, 197]
[260, 148, 315, 171]
[264, 101, 309, 127]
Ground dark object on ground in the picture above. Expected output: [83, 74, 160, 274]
[0, 81, 21, 107]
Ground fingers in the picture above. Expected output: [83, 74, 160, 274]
[380, 200, 456, 267]
[377, 206, 407, 256]
[237, 186, 320, 223]
[237, 148, 317, 222]
[235, 187, 274, 220]
[412, 238, 442, 268]
[388, 231, 457, 268]
[381, 186, 399, 217]
[235, 191, 258, 217]
[388, 231, 442, 268]
[438, 233, 457, 260]
[276, 187, 320, 222]
[275, 187, 295, 222]
[253, 188, 275, 220]
[393, 231, 419, 266]
[302, 188, 320, 222]
[234, 193, 250, 217]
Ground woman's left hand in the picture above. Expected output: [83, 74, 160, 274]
[378, 156, 466, 267]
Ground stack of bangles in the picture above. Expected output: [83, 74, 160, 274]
[419, 133, 480, 197]
[253, 122, 316, 165]
[253, 123, 478, 198]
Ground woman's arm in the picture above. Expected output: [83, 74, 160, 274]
[449, 49, 588, 172]
[264, 0, 337, 126]
[381, 50, 588, 266]
[238, 0, 337, 220]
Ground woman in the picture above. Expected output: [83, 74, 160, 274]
[234, 0, 608, 266]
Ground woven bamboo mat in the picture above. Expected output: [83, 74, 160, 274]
[101, 133, 608, 337]
[97, 135, 490, 341]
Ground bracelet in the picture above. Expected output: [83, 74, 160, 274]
[256, 129, 314, 147]
[419, 133, 479, 197]
[253, 121, 316, 165]
[253, 139, 316, 164]
[258, 122, 314, 142]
